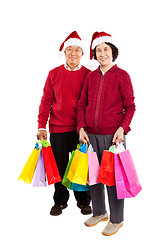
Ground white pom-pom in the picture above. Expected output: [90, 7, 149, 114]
[86, 60, 95, 69]
[58, 51, 64, 57]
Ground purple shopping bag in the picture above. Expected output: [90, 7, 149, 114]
[32, 150, 46, 187]
[114, 150, 142, 199]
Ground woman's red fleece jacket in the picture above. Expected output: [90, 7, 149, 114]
[77, 65, 136, 135]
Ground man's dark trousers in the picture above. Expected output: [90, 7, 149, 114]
[50, 130, 91, 206]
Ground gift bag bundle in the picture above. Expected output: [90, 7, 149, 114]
[62, 144, 89, 191]
[67, 145, 88, 186]
[98, 142, 142, 199]
[18, 140, 62, 186]
[62, 143, 100, 191]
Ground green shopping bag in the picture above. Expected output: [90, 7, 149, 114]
[62, 151, 75, 189]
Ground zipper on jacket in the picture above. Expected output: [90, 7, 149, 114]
[94, 75, 104, 133]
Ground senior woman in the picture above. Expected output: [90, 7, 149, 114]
[77, 31, 136, 236]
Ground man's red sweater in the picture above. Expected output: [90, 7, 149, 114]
[38, 65, 90, 133]
[77, 65, 136, 135]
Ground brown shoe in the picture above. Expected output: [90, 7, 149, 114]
[77, 203, 92, 215]
[50, 204, 68, 216]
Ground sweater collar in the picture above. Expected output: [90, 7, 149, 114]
[64, 63, 82, 71]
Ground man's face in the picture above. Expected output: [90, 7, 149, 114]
[64, 46, 83, 68]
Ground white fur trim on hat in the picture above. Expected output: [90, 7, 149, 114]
[63, 38, 84, 52]
[92, 36, 114, 50]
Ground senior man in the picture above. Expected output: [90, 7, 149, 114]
[37, 31, 91, 216]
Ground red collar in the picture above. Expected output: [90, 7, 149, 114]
[96, 64, 118, 74]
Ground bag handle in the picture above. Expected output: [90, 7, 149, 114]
[84, 140, 88, 153]
[78, 141, 88, 153]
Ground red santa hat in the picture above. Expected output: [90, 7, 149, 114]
[90, 31, 114, 59]
[59, 31, 84, 53]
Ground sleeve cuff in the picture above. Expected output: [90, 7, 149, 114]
[120, 123, 131, 135]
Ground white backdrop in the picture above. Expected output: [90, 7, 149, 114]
[1, 0, 160, 239]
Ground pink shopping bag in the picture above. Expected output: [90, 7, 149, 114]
[87, 151, 100, 186]
[114, 150, 142, 199]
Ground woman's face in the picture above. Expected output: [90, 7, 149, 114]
[96, 42, 113, 67]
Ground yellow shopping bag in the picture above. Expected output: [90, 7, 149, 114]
[67, 149, 88, 185]
[18, 148, 40, 184]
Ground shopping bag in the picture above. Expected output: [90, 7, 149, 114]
[79, 143, 87, 153]
[41, 140, 62, 185]
[32, 150, 46, 187]
[71, 143, 89, 190]
[98, 150, 116, 186]
[114, 150, 142, 199]
[67, 149, 88, 186]
[18, 147, 40, 184]
[108, 144, 116, 153]
[87, 144, 100, 186]
[76, 143, 89, 188]
[62, 151, 75, 189]
[71, 182, 90, 191]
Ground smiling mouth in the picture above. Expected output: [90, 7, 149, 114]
[70, 57, 77, 60]
[100, 58, 108, 61]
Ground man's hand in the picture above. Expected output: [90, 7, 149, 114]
[37, 129, 47, 140]
[79, 128, 89, 144]
[113, 127, 124, 144]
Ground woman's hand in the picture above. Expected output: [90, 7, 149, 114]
[113, 127, 124, 144]
[79, 128, 89, 144]
[37, 129, 47, 140]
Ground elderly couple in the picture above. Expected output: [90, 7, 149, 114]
[37, 31, 136, 236]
